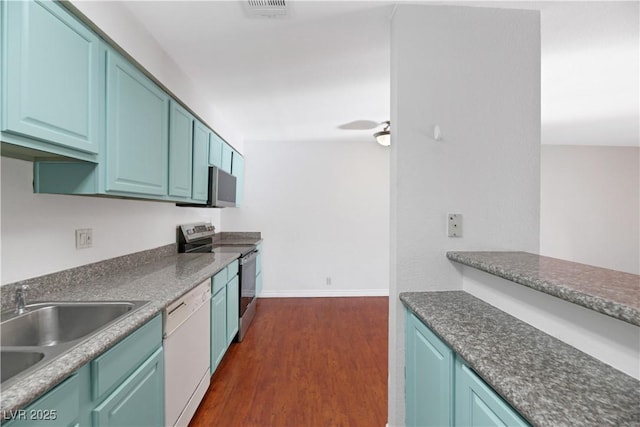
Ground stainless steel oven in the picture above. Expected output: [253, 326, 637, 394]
[177, 222, 257, 342]
[237, 249, 258, 341]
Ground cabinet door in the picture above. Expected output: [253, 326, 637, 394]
[454, 358, 529, 427]
[256, 272, 263, 297]
[226, 275, 239, 345]
[208, 132, 222, 168]
[3, 369, 82, 427]
[92, 348, 164, 427]
[211, 288, 227, 374]
[2, 0, 104, 156]
[220, 142, 233, 173]
[405, 311, 453, 427]
[168, 100, 193, 199]
[256, 243, 263, 275]
[231, 152, 245, 207]
[192, 121, 209, 202]
[106, 50, 169, 196]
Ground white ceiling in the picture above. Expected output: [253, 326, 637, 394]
[121, 0, 639, 146]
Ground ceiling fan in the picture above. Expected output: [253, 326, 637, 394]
[337, 120, 391, 146]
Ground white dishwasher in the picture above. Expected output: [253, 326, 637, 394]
[164, 279, 211, 427]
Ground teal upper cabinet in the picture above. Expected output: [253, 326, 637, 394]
[192, 120, 210, 203]
[231, 151, 245, 207]
[220, 141, 233, 173]
[454, 359, 529, 427]
[169, 100, 193, 199]
[105, 49, 169, 196]
[405, 311, 453, 427]
[208, 132, 223, 168]
[1, 0, 105, 161]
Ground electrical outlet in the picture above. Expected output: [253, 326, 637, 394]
[76, 228, 93, 249]
[447, 214, 463, 237]
[326, 277, 332, 286]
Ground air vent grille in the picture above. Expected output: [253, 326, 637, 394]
[245, 0, 290, 19]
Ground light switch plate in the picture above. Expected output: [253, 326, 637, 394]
[76, 228, 93, 249]
[447, 214, 462, 237]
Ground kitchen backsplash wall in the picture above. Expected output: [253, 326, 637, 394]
[0, 157, 221, 285]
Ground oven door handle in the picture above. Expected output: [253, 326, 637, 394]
[240, 249, 259, 265]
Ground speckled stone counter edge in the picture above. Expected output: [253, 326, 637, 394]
[0, 244, 176, 312]
[0, 248, 241, 415]
[400, 291, 640, 427]
[213, 232, 262, 245]
[446, 251, 640, 326]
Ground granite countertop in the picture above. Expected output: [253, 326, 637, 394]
[213, 231, 262, 247]
[446, 251, 640, 326]
[400, 291, 640, 427]
[0, 250, 240, 415]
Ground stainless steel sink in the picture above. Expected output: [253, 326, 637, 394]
[1, 350, 45, 383]
[0, 300, 148, 385]
[1, 302, 138, 347]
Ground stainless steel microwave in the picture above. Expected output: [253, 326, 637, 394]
[208, 166, 236, 207]
[177, 166, 236, 208]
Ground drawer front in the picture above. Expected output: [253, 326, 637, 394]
[212, 267, 228, 295]
[92, 347, 164, 427]
[91, 315, 162, 402]
[227, 260, 239, 279]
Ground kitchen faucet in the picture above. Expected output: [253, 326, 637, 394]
[15, 285, 28, 314]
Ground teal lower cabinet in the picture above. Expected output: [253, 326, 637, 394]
[2, 368, 84, 427]
[226, 275, 240, 346]
[455, 359, 529, 427]
[255, 272, 263, 298]
[91, 348, 164, 427]
[4, 315, 164, 427]
[210, 260, 240, 375]
[255, 243, 263, 296]
[211, 286, 227, 372]
[405, 310, 529, 427]
[405, 312, 453, 427]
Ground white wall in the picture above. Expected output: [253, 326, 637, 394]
[221, 137, 390, 297]
[541, 145, 640, 274]
[389, 6, 541, 426]
[0, 157, 221, 285]
[541, 1, 639, 147]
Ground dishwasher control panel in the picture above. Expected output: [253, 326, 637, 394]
[163, 280, 211, 337]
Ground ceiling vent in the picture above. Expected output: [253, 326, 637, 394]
[244, 0, 291, 19]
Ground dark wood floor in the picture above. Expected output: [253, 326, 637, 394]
[189, 297, 388, 427]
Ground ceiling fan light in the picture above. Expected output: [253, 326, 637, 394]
[374, 130, 391, 146]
